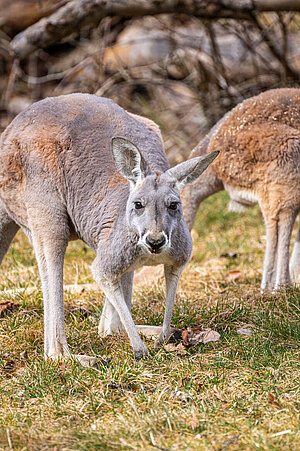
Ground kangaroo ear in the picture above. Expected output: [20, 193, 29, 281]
[112, 137, 150, 186]
[166, 151, 220, 190]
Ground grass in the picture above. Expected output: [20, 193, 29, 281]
[0, 192, 299, 450]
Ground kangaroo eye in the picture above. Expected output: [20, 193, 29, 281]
[169, 202, 178, 210]
[134, 201, 144, 210]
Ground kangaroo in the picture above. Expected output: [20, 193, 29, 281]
[0, 93, 218, 364]
[181, 88, 300, 291]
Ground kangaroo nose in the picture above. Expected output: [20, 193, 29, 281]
[145, 234, 166, 253]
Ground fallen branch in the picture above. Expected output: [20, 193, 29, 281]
[11, 0, 300, 59]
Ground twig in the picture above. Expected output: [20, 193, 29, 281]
[6, 429, 13, 450]
[2, 59, 20, 106]
[252, 12, 300, 80]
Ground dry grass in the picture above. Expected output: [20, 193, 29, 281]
[0, 192, 299, 450]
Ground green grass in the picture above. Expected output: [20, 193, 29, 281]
[0, 192, 299, 450]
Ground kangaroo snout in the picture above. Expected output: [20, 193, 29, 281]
[144, 232, 167, 254]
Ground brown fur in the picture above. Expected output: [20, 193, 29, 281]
[191, 88, 300, 217]
[153, 170, 161, 182]
[183, 88, 300, 290]
[0, 143, 24, 189]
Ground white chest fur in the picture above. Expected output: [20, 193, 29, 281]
[224, 184, 258, 212]
[129, 250, 174, 271]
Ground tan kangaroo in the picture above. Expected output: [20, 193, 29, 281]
[182, 88, 300, 291]
[0, 93, 218, 365]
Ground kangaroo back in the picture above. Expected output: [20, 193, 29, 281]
[208, 88, 300, 189]
[0, 93, 168, 182]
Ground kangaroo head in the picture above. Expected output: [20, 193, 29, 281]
[112, 137, 219, 254]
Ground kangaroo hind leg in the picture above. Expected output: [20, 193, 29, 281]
[261, 216, 278, 291]
[29, 201, 97, 367]
[290, 217, 300, 284]
[275, 209, 297, 289]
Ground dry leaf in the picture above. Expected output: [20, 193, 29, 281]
[59, 361, 66, 384]
[181, 329, 189, 346]
[191, 229, 199, 241]
[237, 328, 252, 336]
[187, 417, 200, 430]
[164, 343, 187, 355]
[202, 329, 221, 344]
[220, 252, 240, 258]
[136, 325, 162, 337]
[182, 327, 220, 346]
[59, 361, 66, 371]
[225, 270, 242, 282]
[20, 350, 29, 360]
[172, 388, 191, 401]
[2, 360, 17, 373]
[180, 376, 191, 386]
[136, 325, 181, 341]
[268, 393, 281, 409]
[0, 301, 16, 316]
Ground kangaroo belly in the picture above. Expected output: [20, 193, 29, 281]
[225, 185, 258, 212]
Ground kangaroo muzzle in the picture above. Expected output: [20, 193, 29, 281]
[144, 231, 168, 254]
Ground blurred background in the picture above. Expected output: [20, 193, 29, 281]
[1, 0, 300, 165]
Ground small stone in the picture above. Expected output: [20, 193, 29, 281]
[237, 328, 252, 336]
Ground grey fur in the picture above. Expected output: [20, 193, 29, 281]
[0, 93, 218, 363]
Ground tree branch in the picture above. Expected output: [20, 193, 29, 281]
[10, 0, 300, 60]
[0, 0, 70, 34]
[252, 13, 299, 80]
[256, 0, 300, 12]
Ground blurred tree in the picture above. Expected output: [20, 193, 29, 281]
[1, 0, 300, 162]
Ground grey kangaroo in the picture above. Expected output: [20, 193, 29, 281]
[0, 93, 218, 365]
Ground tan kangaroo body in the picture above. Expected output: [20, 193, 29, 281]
[182, 88, 300, 290]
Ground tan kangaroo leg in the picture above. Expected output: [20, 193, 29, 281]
[290, 217, 300, 284]
[275, 210, 297, 289]
[261, 215, 278, 291]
